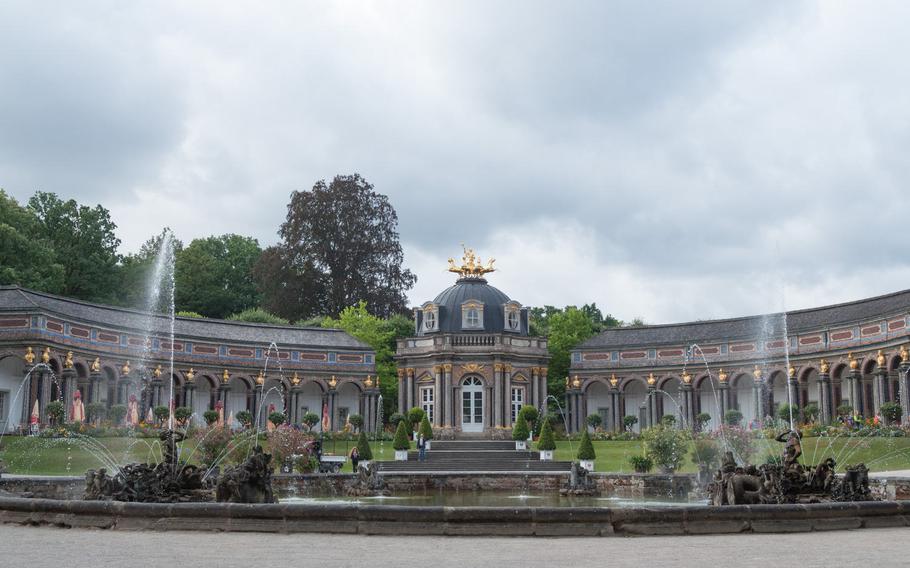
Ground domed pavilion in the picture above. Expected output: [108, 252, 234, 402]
[395, 248, 549, 435]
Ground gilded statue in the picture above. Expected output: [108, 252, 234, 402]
[41, 347, 51, 364]
[848, 352, 858, 370]
[91, 357, 101, 373]
[877, 350, 886, 368]
[447, 245, 495, 278]
[186, 368, 195, 382]
[24, 347, 35, 365]
[222, 369, 231, 383]
[121, 361, 131, 376]
[64, 351, 74, 369]
[901, 345, 909, 363]
[153, 364, 162, 380]
[820, 359, 829, 374]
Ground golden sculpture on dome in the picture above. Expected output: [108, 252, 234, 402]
[24, 347, 35, 365]
[447, 245, 495, 279]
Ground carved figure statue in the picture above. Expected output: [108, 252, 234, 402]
[775, 429, 803, 471]
[159, 429, 186, 469]
[24, 347, 35, 365]
[90, 357, 101, 373]
[71, 390, 85, 423]
[41, 347, 51, 364]
[127, 394, 140, 426]
[216, 445, 276, 503]
[64, 351, 74, 369]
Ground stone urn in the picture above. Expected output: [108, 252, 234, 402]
[424, 440, 431, 451]
[579, 460, 594, 472]
[358, 460, 372, 471]
[515, 440, 527, 450]
[539, 450, 553, 461]
[394, 450, 408, 461]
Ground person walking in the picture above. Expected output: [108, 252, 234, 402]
[350, 446, 360, 471]
[417, 434, 427, 462]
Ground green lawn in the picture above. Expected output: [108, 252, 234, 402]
[3, 436, 910, 476]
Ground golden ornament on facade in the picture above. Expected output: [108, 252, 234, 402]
[819, 359, 829, 374]
[504, 364, 512, 372]
[609, 373, 619, 388]
[447, 245, 496, 279]
[493, 363, 504, 372]
[901, 345, 909, 363]
[364, 375, 373, 388]
[121, 360, 131, 376]
[682, 370, 692, 384]
[91, 357, 101, 373]
[41, 347, 51, 364]
[406, 368, 415, 377]
[788, 365, 796, 379]
[572, 375, 581, 388]
[64, 351, 74, 370]
[433, 365, 442, 374]
[647, 372, 656, 386]
[23, 347, 35, 365]
[222, 369, 231, 383]
[848, 352, 858, 370]
[461, 363, 485, 374]
[396, 368, 404, 379]
[752, 365, 762, 380]
[718, 369, 728, 383]
[291, 372, 301, 386]
[186, 368, 195, 383]
[443, 364, 452, 372]
[153, 365, 162, 380]
[328, 375, 337, 389]
[877, 350, 886, 368]
[256, 370, 266, 385]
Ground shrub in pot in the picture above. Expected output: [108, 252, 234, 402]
[802, 403, 819, 423]
[585, 414, 603, 431]
[642, 424, 688, 474]
[628, 455, 653, 473]
[723, 409, 743, 426]
[393, 419, 410, 460]
[388, 412, 405, 427]
[153, 405, 169, 426]
[881, 402, 901, 425]
[418, 415, 433, 449]
[407, 407, 425, 434]
[174, 406, 193, 426]
[777, 404, 798, 424]
[107, 403, 127, 426]
[356, 431, 373, 465]
[623, 415, 638, 432]
[302, 412, 320, 431]
[235, 410, 253, 429]
[576, 428, 595, 471]
[86, 402, 107, 425]
[519, 405, 539, 434]
[695, 412, 711, 432]
[268, 411, 287, 426]
[512, 412, 530, 450]
[203, 410, 219, 426]
[348, 414, 364, 433]
[537, 419, 556, 460]
[46, 401, 66, 426]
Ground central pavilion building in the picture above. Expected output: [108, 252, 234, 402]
[394, 248, 549, 435]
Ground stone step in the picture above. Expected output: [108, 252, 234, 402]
[430, 440, 516, 451]
[377, 461, 573, 473]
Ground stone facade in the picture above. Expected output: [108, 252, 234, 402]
[569, 289, 910, 432]
[0, 286, 377, 432]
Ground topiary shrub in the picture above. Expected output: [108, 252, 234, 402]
[418, 415, 433, 440]
[802, 403, 819, 423]
[203, 410, 219, 426]
[837, 404, 853, 418]
[388, 412, 405, 427]
[153, 405, 169, 425]
[695, 412, 711, 431]
[576, 428, 596, 461]
[108, 403, 127, 426]
[723, 409, 743, 426]
[623, 415, 638, 431]
[268, 411, 287, 426]
[356, 431, 373, 460]
[777, 404, 798, 423]
[628, 455, 653, 473]
[46, 401, 65, 425]
[660, 414, 676, 427]
[512, 412, 530, 441]
[86, 402, 107, 424]
[537, 419, 556, 451]
[881, 402, 901, 424]
[302, 412, 320, 430]
[585, 414, 603, 430]
[348, 414, 364, 432]
[235, 410, 253, 428]
[519, 405, 539, 429]
[407, 407, 425, 430]
[174, 406, 193, 426]
[393, 419, 410, 451]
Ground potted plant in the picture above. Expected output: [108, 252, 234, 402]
[174, 406, 193, 427]
[576, 428, 595, 471]
[623, 415, 638, 432]
[418, 415, 433, 450]
[348, 413, 364, 433]
[153, 405, 169, 426]
[393, 419, 410, 461]
[585, 413, 603, 431]
[356, 431, 373, 469]
[723, 409, 743, 427]
[628, 455, 653, 473]
[695, 412, 711, 432]
[519, 405, 539, 434]
[301, 411, 320, 431]
[512, 412, 530, 450]
[235, 410, 253, 429]
[642, 423, 688, 474]
[407, 407, 425, 439]
[268, 411, 287, 427]
[537, 418, 556, 460]
[203, 410, 219, 426]
[46, 401, 65, 426]
[881, 402, 901, 425]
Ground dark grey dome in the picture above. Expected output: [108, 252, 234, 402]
[417, 277, 527, 335]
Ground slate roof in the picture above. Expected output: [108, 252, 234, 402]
[578, 288, 910, 350]
[0, 286, 370, 350]
[431, 278, 516, 334]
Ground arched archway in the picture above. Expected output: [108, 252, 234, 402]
[767, 370, 789, 421]
[730, 373, 755, 426]
[800, 367, 820, 413]
[657, 376, 683, 426]
[297, 381, 324, 431]
[622, 379, 646, 433]
[695, 374, 721, 430]
[0, 354, 25, 432]
[193, 375, 217, 420]
[584, 380, 611, 431]
[335, 380, 361, 428]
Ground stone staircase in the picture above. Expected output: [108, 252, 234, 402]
[377, 440, 573, 473]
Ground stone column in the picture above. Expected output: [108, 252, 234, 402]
[751, 373, 763, 426]
[717, 378, 730, 419]
[540, 368, 548, 410]
[328, 388, 337, 431]
[443, 364, 453, 427]
[183, 382, 195, 422]
[485, 385, 494, 429]
[453, 384, 462, 429]
[290, 385, 301, 426]
[609, 384, 621, 432]
[504, 365, 513, 427]
[39, 369, 52, 423]
[873, 367, 887, 418]
[851, 369, 864, 417]
[433, 365, 443, 427]
[493, 363, 503, 428]
[680, 380, 694, 430]
[787, 374, 799, 420]
[62, 369, 76, 422]
[530, 367, 538, 409]
[646, 381, 657, 428]
[899, 360, 910, 424]
[397, 369, 405, 414]
[405, 368, 414, 411]
[220, 383, 232, 420]
[818, 368, 832, 425]
[253, 384, 264, 428]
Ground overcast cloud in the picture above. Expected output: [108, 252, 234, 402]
[2, 1, 909, 324]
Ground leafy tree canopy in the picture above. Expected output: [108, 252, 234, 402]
[175, 234, 262, 318]
[0, 189, 65, 292]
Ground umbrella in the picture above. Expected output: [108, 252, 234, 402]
[30, 399, 39, 425]
[321, 399, 330, 432]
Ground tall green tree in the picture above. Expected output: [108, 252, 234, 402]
[27, 191, 121, 302]
[546, 306, 597, 401]
[0, 190, 65, 292]
[264, 174, 416, 319]
[175, 234, 262, 318]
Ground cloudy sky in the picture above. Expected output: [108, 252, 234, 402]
[2, 1, 909, 324]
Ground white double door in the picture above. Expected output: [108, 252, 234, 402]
[461, 377, 483, 432]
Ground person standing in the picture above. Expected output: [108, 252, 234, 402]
[350, 447, 360, 471]
[417, 434, 426, 462]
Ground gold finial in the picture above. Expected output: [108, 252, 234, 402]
[647, 372, 656, 386]
[64, 351, 74, 370]
[256, 370, 266, 385]
[788, 364, 796, 379]
[153, 364, 162, 379]
[848, 352, 858, 370]
[447, 245, 496, 279]
[609, 373, 619, 388]
[24, 347, 35, 365]
[901, 345, 909, 364]
[877, 349, 886, 368]
[291, 372, 301, 386]
[682, 370, 692, 384]
[718, 368, 728, 383]
[328, 375, 337, 389]
[186, 368, 195, 382]
[90, 357, 101, 373]
[41, 347, 51, 365]
[820, 359, 829, 374]
[572, 375, 582, 388]
[364, 375, 373, 387]
[121, 360, 131, 376]
[221, 369, 231, 383]
[752, 364, 762, 381]
[564, 376, 570, 388]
